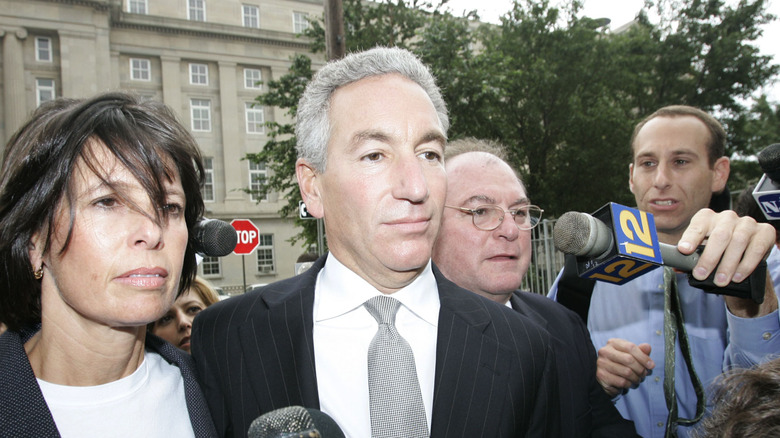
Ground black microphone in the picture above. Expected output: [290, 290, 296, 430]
[554, 203, 765, 303]
[758, 143, 780, 183]
[752, 143, 780, 220]
[190, 218, 237, 257]
[247, 406, 345, 438]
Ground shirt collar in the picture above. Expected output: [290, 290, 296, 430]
[314, 253, 440, 326]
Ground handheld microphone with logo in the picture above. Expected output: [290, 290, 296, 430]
[247, 406, 345, 438]
[554, 202, 765, 303]
[190, 218, 238, 257]
[752, 143, 780, 220]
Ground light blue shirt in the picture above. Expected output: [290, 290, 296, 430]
[549, 267, 780, 438]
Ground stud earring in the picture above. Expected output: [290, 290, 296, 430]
[33, 265, 43, 280]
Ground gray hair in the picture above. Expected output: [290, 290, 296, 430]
[295, 47, 449, 172]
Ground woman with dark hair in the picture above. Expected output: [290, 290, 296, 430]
[0, 92, 216, 437]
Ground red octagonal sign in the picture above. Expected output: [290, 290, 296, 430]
[230, 219, 259, 255]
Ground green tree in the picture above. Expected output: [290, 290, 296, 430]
[244, 54, 315, 246]
[729, 95, 780, 189]
[461, 0, 638, 214]
[451, 0, 778, 216]
[247, 0, 778, 247]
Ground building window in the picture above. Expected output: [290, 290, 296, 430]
[249, 161, 267, 201]
[256, 234, 275, 273]
[293, 12, 309, 33]
[190, 99, 211, 132]
[243, 4, 259, 28]
[203, 157, 215, 202]
[245, 103, 265, 134]
[35, 37, 52, 62]
[190, 63, 208, 85]
[128, 0, 147, 14]
[201, 256, 221, 276]
[188, 0, 206, 21]
[36, 78, 55, 106]
[244, 68, 262, 89]
[130, 58, 151, 81]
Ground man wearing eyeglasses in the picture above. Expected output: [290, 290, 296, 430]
[432, 138, 640, 438]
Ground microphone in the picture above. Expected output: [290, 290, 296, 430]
[752, 143, 780, 220]
[554, 209, 700, 271]
[554, 202, 765, 302]
[247, 406, 345, 438]
[190, 218, 238, 257]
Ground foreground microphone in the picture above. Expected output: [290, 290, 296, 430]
[554, 209, 700, 271]
[247, 406, 345, 438]
[190, 218, 237, 257]
[554, 202, 765, 302]
[752, 143, 780, 220]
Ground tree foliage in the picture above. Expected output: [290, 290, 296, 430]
[246, 0, 778, 246]
[244, 54, 314, 246]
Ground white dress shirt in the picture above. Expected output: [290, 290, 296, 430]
[313, 254, 440, 438]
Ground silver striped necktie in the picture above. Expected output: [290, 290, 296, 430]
[364, 295, 428, 438]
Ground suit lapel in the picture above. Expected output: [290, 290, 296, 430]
[510, 292, 549, 332]
[237, 261, 322, 411]
[0, 328, 60, 437]
[430, 267, 511, 438]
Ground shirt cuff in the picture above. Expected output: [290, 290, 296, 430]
[726, 305, 780, 366]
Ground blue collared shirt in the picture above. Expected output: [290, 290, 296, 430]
[549, 267, 780, 438]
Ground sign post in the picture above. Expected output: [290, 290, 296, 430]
[231, 219, 260, 292]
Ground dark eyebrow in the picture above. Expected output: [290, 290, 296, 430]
[420, 131, 447, 149]
[634, 152, 657, 161]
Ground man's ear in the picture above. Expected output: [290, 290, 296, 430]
[296, 158, 324, 219]
[628, 163, 635, 195]
[711, 156, 730, 193]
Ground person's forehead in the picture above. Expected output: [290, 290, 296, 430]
[447, 154, 526, 200]
[327, 74, 444, 146]
[633, 115, 710, 158]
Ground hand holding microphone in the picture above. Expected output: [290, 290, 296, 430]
[553, 203, 769, 303]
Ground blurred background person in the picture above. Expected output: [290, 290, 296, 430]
[150, 276, 219, 353]
[692, 357, 780, 438]
[0, 93, 216, 437]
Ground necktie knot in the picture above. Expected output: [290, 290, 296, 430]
[364, 295, 401, 326]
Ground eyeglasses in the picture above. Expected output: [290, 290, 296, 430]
[445, 204, 544, 231]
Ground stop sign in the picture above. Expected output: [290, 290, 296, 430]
[230, 219, 259, 255]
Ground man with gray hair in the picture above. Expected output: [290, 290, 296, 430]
[193, 47, 561, 437]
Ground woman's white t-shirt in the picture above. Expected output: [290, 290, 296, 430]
[37, 350, 195, 438]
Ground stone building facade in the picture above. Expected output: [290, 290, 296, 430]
[0, 0, 326, 294]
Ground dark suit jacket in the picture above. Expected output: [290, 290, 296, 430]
[510, 291, 639, 438]
[192, 256, 561, 437]
[0, 326, 217, 438]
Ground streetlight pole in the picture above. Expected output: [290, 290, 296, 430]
[324, 0, 346, 60]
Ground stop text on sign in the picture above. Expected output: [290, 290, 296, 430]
[230, 219, 260, 255]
